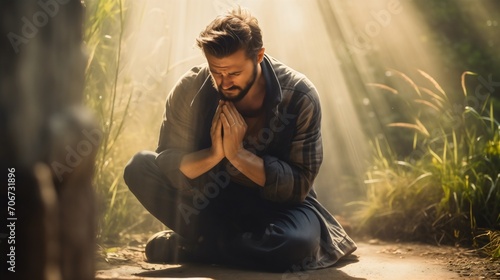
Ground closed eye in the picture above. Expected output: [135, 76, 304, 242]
[209, 69, 241, 77]
[210, 70, 222, 77]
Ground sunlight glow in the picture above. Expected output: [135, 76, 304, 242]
[115, 0, 497, 214]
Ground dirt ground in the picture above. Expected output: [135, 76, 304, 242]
[95, 234, 499, 280]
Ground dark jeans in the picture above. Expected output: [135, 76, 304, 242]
[123, 150, 322, 271]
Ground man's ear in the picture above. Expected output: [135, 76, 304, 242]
[256, 48, 265, 63]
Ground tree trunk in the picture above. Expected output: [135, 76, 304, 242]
[1, 1, 96, 279]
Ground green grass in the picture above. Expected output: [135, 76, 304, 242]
[355, 70, 500, 258]
[83, 0, 164, 243]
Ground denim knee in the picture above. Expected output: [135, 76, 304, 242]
[275, 228, 320, 270]
[123, 150, 157, 190]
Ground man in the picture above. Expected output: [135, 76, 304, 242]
[124, 7, 356, 271]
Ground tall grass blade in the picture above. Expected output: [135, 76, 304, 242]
[366, 83, 399, 94]
[461, 71, 477, 97]
[388, 122, 429, 137]
[389, 68, 422, 97]
[414, 99, 441, 112]
[418, 69, 446, 98]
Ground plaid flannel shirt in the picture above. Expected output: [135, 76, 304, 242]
[156, 54, 323, 204]
[154, 54, 357, 268]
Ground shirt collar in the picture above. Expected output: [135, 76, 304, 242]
[261, 54, 282, 110]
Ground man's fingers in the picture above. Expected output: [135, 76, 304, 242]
[216, 104, 221, 116]
[212, 102, 224, 130]
[221, 112, 231, 128]
[226, 102, 244, 125]
[222, 105, 237, 126]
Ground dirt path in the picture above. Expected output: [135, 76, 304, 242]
[95, 238, 500, 280]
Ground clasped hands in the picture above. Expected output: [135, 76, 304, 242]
[210, 100, 247, 163]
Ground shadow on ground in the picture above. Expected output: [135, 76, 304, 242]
[134, 258, 364, 280]
[97, 239, 499, 280]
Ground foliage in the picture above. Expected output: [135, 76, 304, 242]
[412, 0, 500, 83]
[355, 70, 500, 258]
[83, 0, 163, 242]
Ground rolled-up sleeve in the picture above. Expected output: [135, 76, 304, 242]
[261, 87, 323, 204]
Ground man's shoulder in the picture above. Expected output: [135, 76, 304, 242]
[166, 64, 211, 106]
[266, 55, 315, 94]
[168, 64, 209, 94]
[265, 55, 319, 108]
[177, 64, 210, 85]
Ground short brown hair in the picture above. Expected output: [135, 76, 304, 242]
[196, 7, 263, 60]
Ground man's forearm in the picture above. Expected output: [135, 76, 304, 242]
[179, 148, 223, 179]
[229, 149, 266, 187]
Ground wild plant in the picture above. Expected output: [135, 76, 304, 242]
[356, 70, 499, 257]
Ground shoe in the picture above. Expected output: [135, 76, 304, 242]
[145, 230, 192, 263]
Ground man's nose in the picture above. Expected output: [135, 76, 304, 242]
[221, 76, 233, 89]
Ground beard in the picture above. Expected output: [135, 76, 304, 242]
[217, 62, 258, 102]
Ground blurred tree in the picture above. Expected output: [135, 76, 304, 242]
[0, 0, 96, 279]
[412, 0, 500, 99]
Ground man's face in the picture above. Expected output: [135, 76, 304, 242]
[206, 49, 258, 102]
